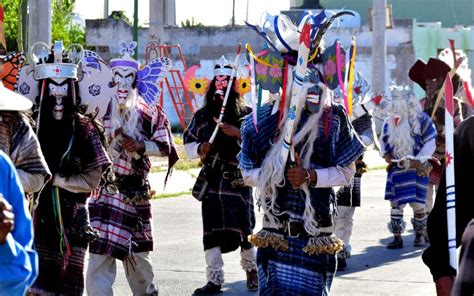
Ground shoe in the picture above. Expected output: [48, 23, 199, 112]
[337, 257, 347, 271]
[193, 281, 222, 295]
[414, 231, 428, 247]
[387, 235, 403, 249]
[246, 270, 258, 291]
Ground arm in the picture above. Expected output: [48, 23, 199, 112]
[16, 169, 46, 194]
[0, 155, 38, 294]
[415, 138, 436, 160]
[53, 167, 103, 193]
[313, 163, 356, 188]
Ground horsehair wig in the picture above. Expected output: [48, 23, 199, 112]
[256, 86, 331, 236]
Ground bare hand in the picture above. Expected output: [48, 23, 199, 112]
[198, 142, 212, 159]
[435, 276, 454, 296]
[286, 154, 314, 187]
[383, 154, 393, 164]
[214, 118, 241, 139]
[0, 196, 14, 245]
[410, 159, 422, 169]
[113, 127, 124, 138]
[120, 133, 145, 153]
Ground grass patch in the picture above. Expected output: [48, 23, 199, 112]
[174, 158, 201, 170]
[368, 165, 387, 171]
[152, 191, 190, 199]
[173, 135, 183, 145]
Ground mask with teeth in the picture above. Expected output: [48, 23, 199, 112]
[214, 75, 229, 100]
[304, 70, 324, 114]
[48, 81, 69, 120]
[113, 68, 136, 105]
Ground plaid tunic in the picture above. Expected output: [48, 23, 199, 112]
[0, 112, 50, 184]
[31, 115, 110, 295]
[240, 103, 364, 295]
[89, 98, 178, 260]
[382, 112, 437, 206]
[184, 106, 255, 253]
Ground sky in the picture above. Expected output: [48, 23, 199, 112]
[74, 0, 290, 26]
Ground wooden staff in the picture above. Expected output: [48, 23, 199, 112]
[280, 23, 311, 164]
[209, 43, 242, 144]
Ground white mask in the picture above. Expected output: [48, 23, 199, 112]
[48, 82, 69, 120]
[113, 68, 136, 104]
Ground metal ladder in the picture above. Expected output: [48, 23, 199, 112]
[145, 42, 199, 130]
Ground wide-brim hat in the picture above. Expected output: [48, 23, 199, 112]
[409, 58, 460, 93]
[0, 81, 32, 111]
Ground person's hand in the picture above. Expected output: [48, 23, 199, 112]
[435, 276, 454, 296]
[0, 195, 14, 245]
[287, 154, 314, 187]
[113, 127, 124, 138]
[198, 142, 212, 159]
[215, 118, 241, 139]
[383, 154, 393, 164]
[120, 133, 145, 153]
[410, 159, 422, 169]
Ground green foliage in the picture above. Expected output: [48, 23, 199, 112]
[3, 0, 21, 51]
[3, 0, 86, 51]
[180, 18, 204, 28]
[109, 10, 131, 25]
[51, 0, 85, 47]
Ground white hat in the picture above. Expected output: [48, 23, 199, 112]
[0, 81, 33, 111]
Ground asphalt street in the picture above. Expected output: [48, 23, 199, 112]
[84, 168, 437, 296]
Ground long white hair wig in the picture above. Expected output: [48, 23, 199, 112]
[386, 90, 421, 158]
[256, 82, 331, 236]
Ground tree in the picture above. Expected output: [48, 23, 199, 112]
[109, 10, 131, 25]
[180, 18, 204, 28]
[3, 0, 21, 51]
[3, 0, 86, 51]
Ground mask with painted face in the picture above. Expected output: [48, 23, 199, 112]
[304, 70, 324, 114]
[48, 81, 69, 120]
[113, 68, 136, 104]
[214, 75, 229, 100]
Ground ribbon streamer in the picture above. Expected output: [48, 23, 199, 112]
[335, 41, 348, 113]
[346, 37, 357, 116]
[248, 45, 259, 131]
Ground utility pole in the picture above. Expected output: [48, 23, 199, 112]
[371, 0, 387, 94]
[28, 0, 51, 51]
[133, 0, 138, 59]
[103, 0, 109, 19]
[149, 0, 164, 44]
[232, 0, 235, 26]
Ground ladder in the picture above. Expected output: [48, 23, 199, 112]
[145, 42, 199, 130]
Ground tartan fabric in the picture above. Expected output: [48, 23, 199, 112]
[257, 235, 336, 296]
[89, 190, 153, 260]
[337, 173, 362, 207]
[30, 245, 86, 296]
[89, 97, 176, 260]
[184, 106, 255, 253]
[31, 116, 110, 295]
[381, 112, 437, 206]
[0, 112, 50, 179]
[352, 113, 375, 145]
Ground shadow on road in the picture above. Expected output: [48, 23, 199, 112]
[335, 235, 427, 276]
[222, 280, 258, 296]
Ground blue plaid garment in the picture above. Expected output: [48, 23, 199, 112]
[240, 102, 364, 295]
[381, 112, 437, 206]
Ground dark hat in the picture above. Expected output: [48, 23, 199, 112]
[408, 58, 460, 92]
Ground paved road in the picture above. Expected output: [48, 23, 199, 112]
[87, 170, 436, 295]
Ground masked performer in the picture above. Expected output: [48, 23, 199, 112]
[183, 55, 257, 294]
[408, 51, 472, 217]
[333, 72, 376, 270]
[0, 52, 50, 195]
[380, 86, 437, 249]
[240, 12, 364, 295]
[18, 41, 113, 295]
[87, 41, 177, 296]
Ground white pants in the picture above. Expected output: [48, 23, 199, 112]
[205, 247, 257, 285]
[86, 252, 158, 296]
[334, 205, 356, 257]
[425, 182, 438, 214]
